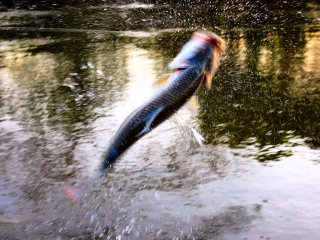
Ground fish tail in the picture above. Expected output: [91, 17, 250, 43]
[210, 32, 225, 76]
[195, 31, 225, 89]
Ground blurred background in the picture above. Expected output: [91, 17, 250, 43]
[0, 1, 320, 239]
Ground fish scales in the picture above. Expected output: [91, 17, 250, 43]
[101, 66, 203, 170]
[100, 31, 225, 172]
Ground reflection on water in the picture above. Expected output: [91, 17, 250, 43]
[199, 28, 320, 159]
[0, 1, 320, 239]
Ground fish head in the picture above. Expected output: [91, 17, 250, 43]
[170, 31, 225, 89]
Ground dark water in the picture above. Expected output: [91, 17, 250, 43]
[1, 1, 320, 239]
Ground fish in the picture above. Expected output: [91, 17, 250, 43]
[100, 31, 225, 172]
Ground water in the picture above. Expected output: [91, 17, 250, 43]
[0, 1, 320, 239]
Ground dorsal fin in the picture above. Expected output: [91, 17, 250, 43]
[152, 74, 171, 87]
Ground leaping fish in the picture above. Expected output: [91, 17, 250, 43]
[100, 31, 225, 172]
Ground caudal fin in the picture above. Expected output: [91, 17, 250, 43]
[194, 31, 225, 89]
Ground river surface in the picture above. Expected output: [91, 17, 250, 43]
[0, 1, 320, 239]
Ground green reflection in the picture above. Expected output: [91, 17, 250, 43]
[0, 34, 129, 147]
[0, 1, 319, 164]
[0, 0, 312, 32]
[199, 28, 320, 153]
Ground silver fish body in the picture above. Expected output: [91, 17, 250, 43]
[100, 32, 224, 172]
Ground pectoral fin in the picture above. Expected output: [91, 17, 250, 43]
[190, 127, 205, 146]
[137, 106, 165, 138]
